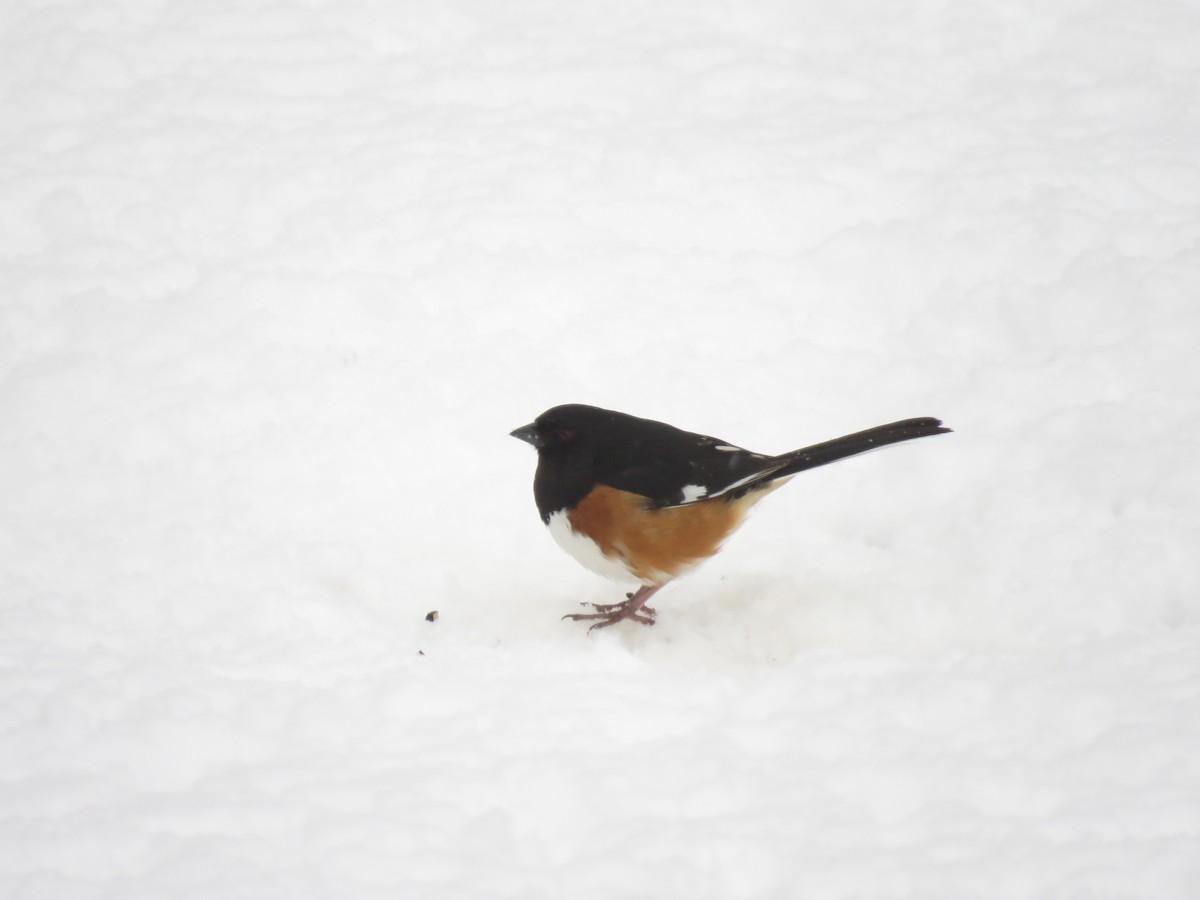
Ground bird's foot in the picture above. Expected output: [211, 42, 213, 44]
[562, 585, 663, 632]
[562, 607, 656, 631]
[584, 597, 658, 616]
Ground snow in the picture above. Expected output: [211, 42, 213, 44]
[2, 0, 1199, 897]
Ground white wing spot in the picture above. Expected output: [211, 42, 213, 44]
[714, 445, 766, 459]
[704, 461, 790, 500]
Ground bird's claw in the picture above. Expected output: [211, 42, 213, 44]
[563, 594, 658, 631]
[564, 584, 665, 632]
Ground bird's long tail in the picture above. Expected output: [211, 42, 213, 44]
[774, 417, 951, 478]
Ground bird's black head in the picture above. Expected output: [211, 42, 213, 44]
[509, 404, 617, 453]
[510, 405, 633, 520]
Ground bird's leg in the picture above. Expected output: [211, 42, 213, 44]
[563, 584, 664, 631]
[584, 590, 656, 615]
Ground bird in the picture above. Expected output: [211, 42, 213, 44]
[510, 404, 950, 631]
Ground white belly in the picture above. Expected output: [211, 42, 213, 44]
[545, 510, 645, 584]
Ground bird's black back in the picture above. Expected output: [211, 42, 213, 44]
[517, 404, 950, 523]
[524, 405, 789, 521]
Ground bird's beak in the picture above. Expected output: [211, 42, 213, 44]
[510, 423, 542, 448]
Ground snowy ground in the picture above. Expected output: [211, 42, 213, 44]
[3, 1, 1199, 897]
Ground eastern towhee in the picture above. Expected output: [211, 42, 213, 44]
[511, 404, 950, 630]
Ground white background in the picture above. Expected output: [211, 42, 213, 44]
[2, 1, 1198, 897]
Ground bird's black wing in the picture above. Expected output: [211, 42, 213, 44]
[597, 429, 788, 509]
